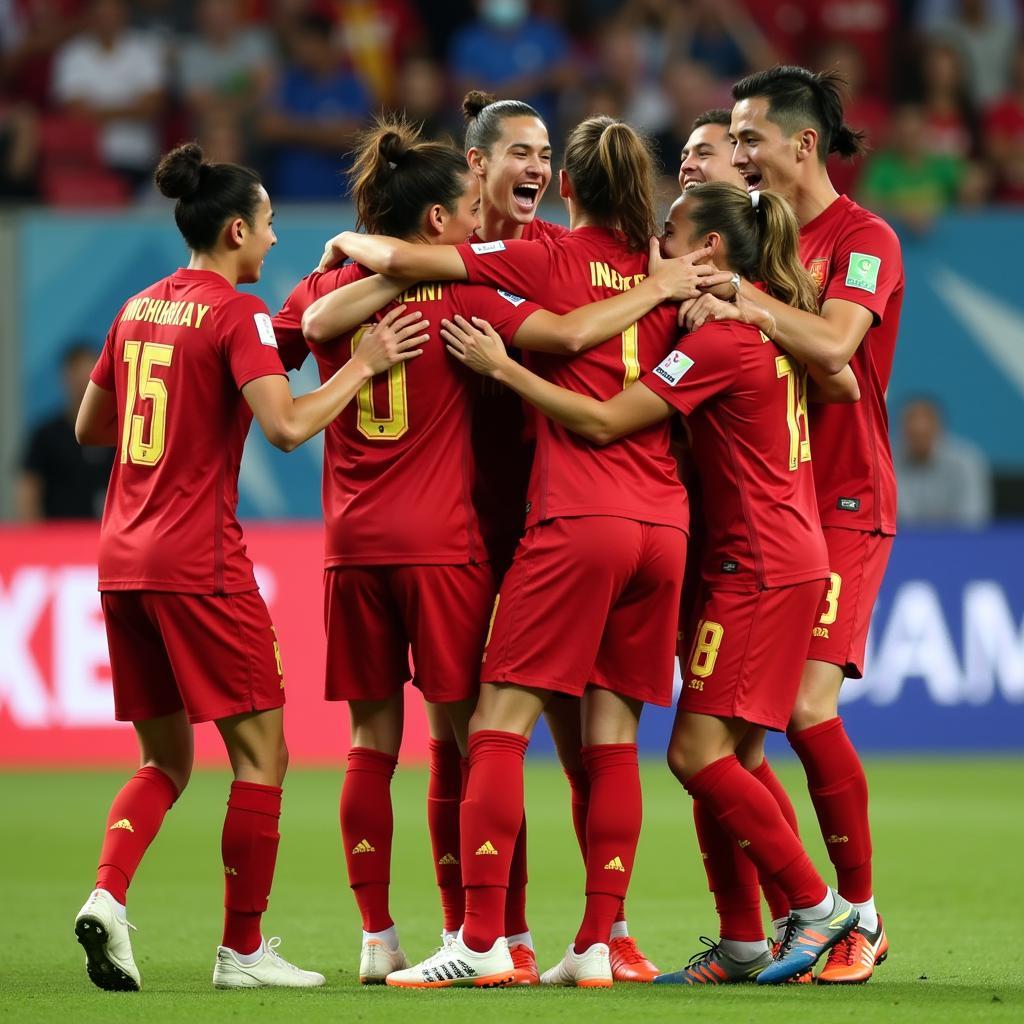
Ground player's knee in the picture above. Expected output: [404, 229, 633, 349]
[788, 694, 834, 732]
[147, 757, 192, 796]
[666, 741, 693, 783]
[276, 741, 290, 783]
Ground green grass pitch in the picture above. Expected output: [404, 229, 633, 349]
[3, 757, 1022, 1022]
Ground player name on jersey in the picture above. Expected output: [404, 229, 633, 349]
[120, 297, 213, 329]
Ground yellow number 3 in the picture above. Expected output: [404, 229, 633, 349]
[689, 619, 725, 678]
[819, 572, 842, 625]
[121, 340, 174, 466]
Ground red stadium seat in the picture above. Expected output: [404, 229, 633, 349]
[41, 167, 130, 208]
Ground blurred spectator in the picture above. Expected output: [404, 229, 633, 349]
[926, 0, 1017, 104]
[395, 54, 454, 141]
[677, 0, 775, 80]
[448, 0, 573, 128]
[179, 0, 275, 127]
[895, 396, 993, 527]
[0, 0, 84, 108]
[745, 0, 809, 65]
[916, 40, 982, 160]
[332, 0, 426, 106]
[651, 60, 728, 181]
[0, 102, 38, 200]
[51, 0, 167, 191]
[16, 341, 113, 521]
[985, 36, 1024, 202]
[859, 104, 977, 233]
[808, 0, 895, 98]
[259, 12, 370, 201]
[817, 41, 891, 198]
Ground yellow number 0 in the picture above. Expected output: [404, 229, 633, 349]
[121, 340, 174, 466]
[775, 354, 811, 471]
[352, 325, 409, 440]
[621, 321, 640, 388]
[689, 619, 725, 678]
[819, 572, 842, 625]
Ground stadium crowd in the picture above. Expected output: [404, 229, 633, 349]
[2, 0, 1024, 225]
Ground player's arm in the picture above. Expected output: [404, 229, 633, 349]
[302, 275, 417, 343]
[511, 240, 714, 355]
[318, 232, 468, 280]
[243, 309, 428, 452]
[807, 364, 860, 404]
[75, 381, 118, 446]
[443, 314, 672, 445]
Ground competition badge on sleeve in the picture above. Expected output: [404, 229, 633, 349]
[845, 253, 881, 294]
[653, 350, 695, 386]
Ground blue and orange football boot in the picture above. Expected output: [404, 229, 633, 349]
[653, 937, 772, 985]
[757, 891, 859, 985]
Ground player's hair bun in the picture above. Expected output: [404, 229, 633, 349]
[155, 142, 205, 200]
[378, 129, 410, 168]
[463, 90, 497, 122]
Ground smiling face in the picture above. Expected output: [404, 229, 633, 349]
[434, 172, 482, 244]
[661, 197, 706, 260]
[236, 186, 276, 283]
[680, 122, 745, 191]
[472, 115, 552, 227]
[730, 97, 806, 202]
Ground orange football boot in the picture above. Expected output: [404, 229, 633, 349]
[509, 942, 540, 985]
[608, 936, 660, 982]
[816, 917, 888, 984]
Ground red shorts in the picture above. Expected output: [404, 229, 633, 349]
[323, 563, 496, 704]
[679, 579, 826, 731]
[808, 528, 894, 678]
[483, 516, 687, 706]
[100, 590, 285, 724]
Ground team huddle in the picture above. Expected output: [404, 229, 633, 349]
[71, 63, 903, 993]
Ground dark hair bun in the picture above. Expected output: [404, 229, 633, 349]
[378, 129, 409, 168]
[155, 142, 204, 200]
[462, 90, 497, 122]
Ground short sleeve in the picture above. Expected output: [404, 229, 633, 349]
[272, 276, 316, 371]
[452, 285, 543, 342]
[822, 218, 902, 324]
[221, 294, 288, 390]
[640, 322, 740, 416]
[455, 238, 553, 298]
[91, 327, 117, 391]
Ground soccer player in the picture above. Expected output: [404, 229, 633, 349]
[71, 143, 422, 991]
[684, 66, 904, 982]
[331, 116, 693, 989]
[441, 181, 861, 986]
[274, 116, 712, 985]
[679, 109, 745, 191]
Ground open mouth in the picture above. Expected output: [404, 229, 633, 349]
[512, 182, 540, 211]
[682, 174, 703, 190]
[742, 171, 762, 192]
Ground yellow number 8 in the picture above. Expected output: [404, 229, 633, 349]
[689, 619, 725, 678]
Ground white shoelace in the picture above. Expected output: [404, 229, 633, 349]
[263, 936, 304, 972]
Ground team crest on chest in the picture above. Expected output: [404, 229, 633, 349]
[807, 257, 829, 292]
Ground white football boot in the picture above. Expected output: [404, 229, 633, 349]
[359, 937, 409, 984]
[385, 932, 514, 988]
[212, 936, 326, 989]
[75, 889, 141, 991]
[540, 942, 613, 988]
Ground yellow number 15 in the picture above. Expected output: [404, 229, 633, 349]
[775, 354, 811, 471]
[121, 340, 174, 466]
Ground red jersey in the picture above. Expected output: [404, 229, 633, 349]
[800, 195, 903, 535]
[91, 269, 287, 594]
[273, 264, 540, 566]
[456, 226, 688, 532]
[643, 321, 828, 591]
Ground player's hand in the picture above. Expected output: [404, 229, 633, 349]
[680, 293, 741, 332]
[648, 238, 718, 300]
[698, 268, 740, 297]
[352, 305, 430, 376]
[442, 314, 511, 378]
[317, 231, 355, 272]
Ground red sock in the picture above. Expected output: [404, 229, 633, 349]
[574, 744, 641, 952]
[684, 756, 826, 911]
[96, 766, 179, 904]
[340, 747, 397, 932]
[788, 717, 872, 903]
[461, 730, 528, 951]
[693, 800, 763, 941]
[221, 781, 282, 954]
[750, 758, 800, 922]
[427, 739, 463, 933]
[505, 815, 529, 936]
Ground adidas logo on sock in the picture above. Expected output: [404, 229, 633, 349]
[475, 841, 499, 856]
[738, 839, 751, 848]
[827, 834, 849, 844]
[603, 856, 625, 872]
[352, 839, 376, 854]
[109, 818, 134, 833]
[224, 866, 238, 876]
[438, 853, 459, 865]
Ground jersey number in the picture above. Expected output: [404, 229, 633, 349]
[121, 340, 174, 466]
[689, 619, 724, 678]
[819, 572, 842, 625]
[775, 355, 811, 471]
[353, 325, 409, 440]
[620, 322, 640, 388]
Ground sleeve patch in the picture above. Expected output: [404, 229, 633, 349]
[253, 312, 278, 348]
[845, 252, 880, 294]
[470, 240, 506, 255]
[652, 350, 695, 386]
[497, 289, 527, 307]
